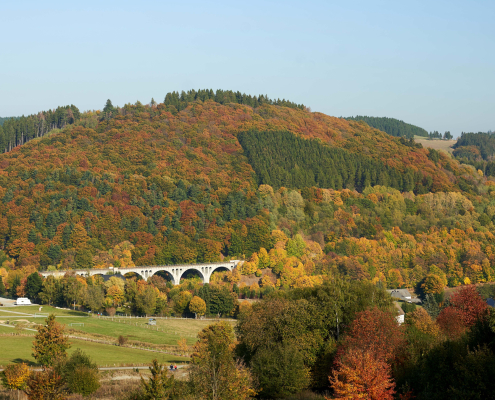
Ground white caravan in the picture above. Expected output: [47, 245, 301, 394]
[15, 297, 32, 305]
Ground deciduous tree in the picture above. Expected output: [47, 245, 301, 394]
[189, 322, 256, 400]
[330, 348, 395, 400]
[32, 314, 70, 366]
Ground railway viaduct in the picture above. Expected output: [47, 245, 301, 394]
[39, 260, 240, 285]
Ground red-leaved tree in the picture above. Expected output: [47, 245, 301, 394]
[447, 285, 488, 327]
[436, 307, 467, 340]
[330, 307, 406, 399]
[329, 348, 395, 400]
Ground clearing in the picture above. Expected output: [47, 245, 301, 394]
[414, 136, 457, 155]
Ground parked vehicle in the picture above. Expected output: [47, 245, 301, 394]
[15, 297, 32, 305]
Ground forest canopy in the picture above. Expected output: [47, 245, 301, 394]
[345, 115, 429, 138]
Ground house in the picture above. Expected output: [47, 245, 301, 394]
[387, 289, 422, 304]
[394, 302, 405, 324]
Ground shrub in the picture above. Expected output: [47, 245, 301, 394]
[106, 307, 116, 317]
[67, 366, 100, 397]
[118, 335, 128, 346]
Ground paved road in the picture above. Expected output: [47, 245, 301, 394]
[0, 297, 16, 307]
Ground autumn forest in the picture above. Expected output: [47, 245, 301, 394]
[1, 90, 495, 399]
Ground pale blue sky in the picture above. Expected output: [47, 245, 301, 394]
[0, 0, 493, 136]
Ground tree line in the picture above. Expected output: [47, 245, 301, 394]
[0, 105, 81, 152]
[163, 88, 306, 113]
[344, 115, 429, 138]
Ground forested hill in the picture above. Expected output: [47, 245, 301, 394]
[344, 115, 429, 138]
[0, 94, 488, 291]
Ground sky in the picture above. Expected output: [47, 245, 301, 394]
[0, 0, 493, 136]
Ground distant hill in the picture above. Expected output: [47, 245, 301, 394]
[344, 116, 429, 139]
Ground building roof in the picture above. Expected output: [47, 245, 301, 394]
[387, 289, 412, 299]
[394, 302, 405, 315]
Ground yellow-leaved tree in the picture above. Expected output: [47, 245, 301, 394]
[189, 322, 256, 400]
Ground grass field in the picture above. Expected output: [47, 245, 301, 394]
[0, 332, 188, 366]
[414, 137, 457, 155]
[0, 305, 236, 347]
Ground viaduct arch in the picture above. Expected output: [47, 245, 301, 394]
[39, 260, 240, 285]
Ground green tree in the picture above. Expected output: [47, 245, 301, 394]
[286, 234, 306, 257]
[40, 276, 58, 306]
[85, 285, 104, 312]
[26, 272, 43, 302]
[135, 286, 157, 316]
[140, 359, 174, 400]
[251, 342, 310, 398]
[32, 314, 71, 366]
[56, 349, 100, 397]
[0, 276, 5, 296]
[9, 274, 20, 299]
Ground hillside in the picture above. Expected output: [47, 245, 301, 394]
[0, 94, 492, 293]
[344, 115, 429, 138]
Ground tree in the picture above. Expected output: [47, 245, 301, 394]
[140, 359, 174, 400]
[40, 276, 58, 306]
[26, 272, 43, 302]
[448, 285, 488, 327]
[436, 307, 467, 340]
[32, 314, 71, 366]
[0, 275, 5, 296]
[251, 342, 310, 398]
[189, 322, 256, 400]
[330, 348, 395, 400]
[421, 274, 444, 295]
[174, 291, 192, 316]
[422, 293, 441, 319]
[189, 296, 206, 317]
[9, 274, 21, 299]
[1, 363, 30, 399]
[25, 368, 66, 400]
[338, 307, 406, 364]
[85, 285, 104, 312]
[135, 286, 157, 316]
[56, 349, 100, 397]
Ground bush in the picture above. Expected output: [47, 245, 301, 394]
[67, 366, 100, 397]
[106, 307, 116, 316]
[401, 302, 416, 314]
[118, 335, 128, 346]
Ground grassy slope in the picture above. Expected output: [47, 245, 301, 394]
[0, 306, 233, 346]
[0, 331, 187, 366]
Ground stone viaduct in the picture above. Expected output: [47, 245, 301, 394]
[39, 260, 240, 285]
